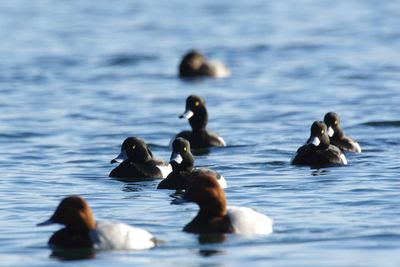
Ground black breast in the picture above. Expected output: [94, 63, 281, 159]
[183, 214, 234, 234]
[48, 228, 93, 249]
[157, 171, 190, 189]
[292, 144, 344, 166]
[109, 160, 162, 179]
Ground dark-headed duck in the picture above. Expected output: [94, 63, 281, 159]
[158, 137, 226, 190]
[109, 137, 171, 179]
[175, 95, 226, 149]
[179, 50, 230, 78]
[291, 121, 347, 166]
[324, 112, 361, 152]
[176, 173, 272, 235]
[37, 196, 155, 250]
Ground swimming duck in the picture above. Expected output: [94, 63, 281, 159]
[175, 95, 226, 149]
[291, 121, 347, 166]
[324, 112, 361, 152]
[109, 137, 171, 179]
[37, 196, 155, 250]
[178, 50, 230, 78]
[176, 173, 272, 235]
[158, 137, 226, 189]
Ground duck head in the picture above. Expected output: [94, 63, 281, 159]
[179, 95, 208, 131]
[307, 121, 330, 149]
[38, 196, 96, 233]
[324, 112, 343, 138]
[183, 173, 227, 218]
[170, 137, 194, 172]
[111, 137, 153, 164]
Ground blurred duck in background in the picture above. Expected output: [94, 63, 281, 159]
[179, 50, 230, 78]
[324, 112, 362, 153]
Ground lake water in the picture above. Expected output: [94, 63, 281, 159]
[0, 0, 399, 266]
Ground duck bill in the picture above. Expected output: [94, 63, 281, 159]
[170, 152, 183, 164]
[327, 126, 334, 137]
[37, 218, 55, 226]
[110, 150, 128, 164]
[308, 136, 320, 146]
[179, 110, 194, 119]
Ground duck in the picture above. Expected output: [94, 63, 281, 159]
[37, 196, 156, 250]
[175, 95, 226, 149]
[324, 112, 362, 152]
[109, 137, 172, 179]
[291, 121, 347, 166]
[175, 173, 272, 235]
[178, 50, 230, 78]
[158, 137, 227, 190]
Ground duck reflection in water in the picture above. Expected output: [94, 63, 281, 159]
[197, 234, 227, 258]
[50, 248, 95, 261]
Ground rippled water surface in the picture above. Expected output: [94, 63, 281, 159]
[1, 0, 400, 266]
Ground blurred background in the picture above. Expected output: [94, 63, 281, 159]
[0, 1, 399, 266]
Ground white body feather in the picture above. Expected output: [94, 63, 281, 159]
[90, 221, 155, 250]
[217, 136, 227, 146]
[157, 163, 172, 178]
[340, 153, 348, 165]
[352, 141, 362, 153]
[209, 60, 231, 78]
[227, 206, 273, 235]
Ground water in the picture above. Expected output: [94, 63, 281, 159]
[1, 0, 400, 266]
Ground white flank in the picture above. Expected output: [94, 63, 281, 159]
[91, 221, 155, 250]
[209, 60, 231, 78]
[353, 142, 362, 153]
[157, 163, 172, 178]
[218, 136, 227, 146]
[340, 153, 348, 165]
[227, 206, 273, 235]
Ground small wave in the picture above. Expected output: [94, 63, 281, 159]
[0, 132, 46, 139]
[248, 44, 271, 53]
[362, 120, 400, 127]
[35, 56, 81, 68]
[105, 54, 158, 66]
[264, 161, 287, 167]
[121, 181, 158, 191]
[340, 73, 371, 81]
[279, 42, 328, 52]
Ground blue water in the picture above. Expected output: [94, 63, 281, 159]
[1, 0, 400, 266]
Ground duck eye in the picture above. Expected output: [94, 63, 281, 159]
[132, 145, 136, 150]
[335, 120, 338, 125]
[321, 130, 324, 134]
[195, 101, 199, 106]
[183, 147, 187, 151]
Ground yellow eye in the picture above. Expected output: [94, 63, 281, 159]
[335, 120, 338, 125]
[321, 130, 324, 134]
[132, 145, 136, 149]
[195, 101, 199, 106]
[184, 147, 187, 151]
